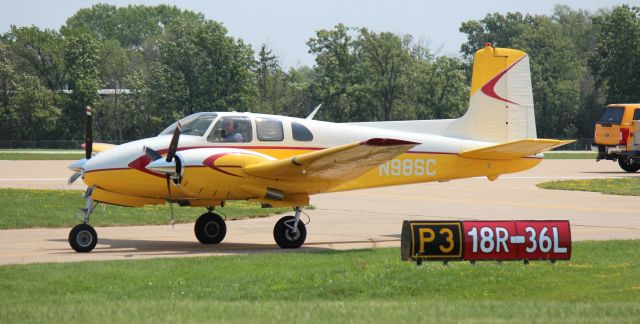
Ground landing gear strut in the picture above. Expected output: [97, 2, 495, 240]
[68, 187, 98, 252]
[194, 209, 227, 244]
[273, 207, 307, 249]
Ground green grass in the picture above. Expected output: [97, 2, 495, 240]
[0, 152, 84, 160]
[537, 178, 640, 196]
[0, 240, 639, 323]
[543, 152, 597, 159]
[0, 188, 292, 229]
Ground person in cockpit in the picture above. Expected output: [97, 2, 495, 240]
[223, 118, 244, 142]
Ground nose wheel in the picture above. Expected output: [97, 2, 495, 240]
[273, 207, 307, 248]
[69, 223, 98, 252]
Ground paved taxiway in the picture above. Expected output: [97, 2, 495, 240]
[0, 159, 638, 265]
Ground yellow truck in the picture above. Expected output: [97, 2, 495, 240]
[593, 104, 640, 172]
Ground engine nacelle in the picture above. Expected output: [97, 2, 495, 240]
[174, 148, 275, 199]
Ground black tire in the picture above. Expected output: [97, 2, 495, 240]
[618, 158, 640, 172]
[273, 215, 307, 249]
[68, 224, 98, 253]
[194, 212, 227, 244]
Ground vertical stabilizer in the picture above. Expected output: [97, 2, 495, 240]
[447, 44, 537, 143]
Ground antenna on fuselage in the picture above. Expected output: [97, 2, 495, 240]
[306, 104, 322, 120]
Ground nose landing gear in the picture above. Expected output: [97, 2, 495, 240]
[68, 187, 98, 253]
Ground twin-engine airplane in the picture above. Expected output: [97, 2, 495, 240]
[67, 44, 571, 252]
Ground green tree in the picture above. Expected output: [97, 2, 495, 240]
[406, 55, 468, 120]
[459, 12, 533, 59]
[354, 29, 411, 121]
[590, 5, 640, 103]
[520, 16, 585, 138]
[4, 26, 67, 91]
[255, 44, 286, 114]
[63, 4, 204, 48]
[307, 24, 357, 122]
[156, 18, 256, 115]
[63, 33, 101, 139]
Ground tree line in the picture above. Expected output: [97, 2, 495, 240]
[1, 4, 638, 142]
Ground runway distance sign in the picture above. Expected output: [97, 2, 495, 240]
[401, 220, 571, 263]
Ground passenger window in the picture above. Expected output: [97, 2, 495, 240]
[256, 118, 284, 141]
[292, 122, 313, 141]
[633, 108, 640, 121]
[207, 116, 252, 143]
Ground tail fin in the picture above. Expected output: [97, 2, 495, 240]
[447, 44, 536, 143]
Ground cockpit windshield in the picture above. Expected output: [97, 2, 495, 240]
[159, 113, 218, 136]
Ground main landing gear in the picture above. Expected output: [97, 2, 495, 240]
[192, 206, 308, 249]
[68, 187, 98, 252]
[273, 207, 307, 249]
[194, 209, 227, 244]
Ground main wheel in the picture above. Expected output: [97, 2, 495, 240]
[68, 224, 98, 253]
[618, 158, 640, 172]
[273, 216, 307, 249]
[194, 212, 227, 244]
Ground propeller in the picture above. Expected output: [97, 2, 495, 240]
[85, 106, 93, 160]
[166, 175, 175, 227]
[144, 122, 182, 226]
[68, 106, 93, 185]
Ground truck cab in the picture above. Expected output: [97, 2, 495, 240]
[593, 104, 640, 172]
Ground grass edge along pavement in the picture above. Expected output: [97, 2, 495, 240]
[0, 188, 294, 229]
[542, 151, 596, 159]
[0, 240, 638, 322]
[0, 150, 85, 160]
[537, 178, 640, 196]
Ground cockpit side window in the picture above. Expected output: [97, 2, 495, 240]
[207, 116, 253, 143]
[256, 118, 284, 141]
[159, 113, 217, 136]
[292, 122, 313, 141]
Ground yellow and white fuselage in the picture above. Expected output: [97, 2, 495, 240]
[78, 45, 570, 209]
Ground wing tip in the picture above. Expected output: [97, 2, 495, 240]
[362, 138, 419, 146]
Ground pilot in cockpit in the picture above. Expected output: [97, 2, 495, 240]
[223, 118, 244, 142]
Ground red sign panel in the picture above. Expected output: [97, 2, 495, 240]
[462, 221, 571, 261]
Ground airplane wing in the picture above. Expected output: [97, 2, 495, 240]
[81, 142, 116, 153]
[244, 138, 419, 181]
[458, 139, 574, 160]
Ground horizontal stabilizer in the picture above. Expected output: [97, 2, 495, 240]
[244, 138, 419, 181]
[458, 139, 574, 160]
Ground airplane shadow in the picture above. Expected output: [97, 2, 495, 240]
[47, 237, 401, 257]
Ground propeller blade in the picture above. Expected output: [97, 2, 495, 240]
[166, 122, 181, 162]
[166, 175, 175, 227]
[143, 146, 163, 161]
[68, 172, 82, 185]
[85, 106, 93, 160]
